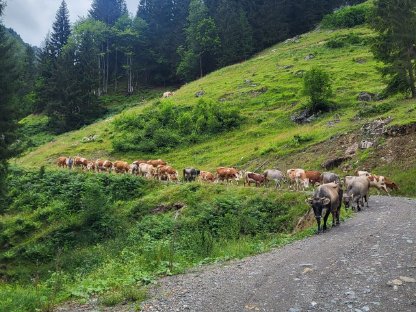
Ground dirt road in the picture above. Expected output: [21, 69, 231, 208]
[141, 196, 416, 312]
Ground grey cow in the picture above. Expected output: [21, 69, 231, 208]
[307, 183, 343, 234]
[263, 169, 285, 188]
[343, 176, 370, 211]
[321, 172, 340, 184]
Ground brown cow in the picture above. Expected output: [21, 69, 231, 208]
[216, 167, 242, 184]
[305, 170, 322, 187]
[112, 161, 130, 174]
[102, 160, 113, 173]
[384, 177, 399, 191]
[74, 156, 88, 169]
[157, 165, 178, 181]
[244, 172, 266, 187]
[148, 159, 167, 167]
[57, 157, 67, 168]
[199, 171, 215, 183]
[95, 159, 104, 172]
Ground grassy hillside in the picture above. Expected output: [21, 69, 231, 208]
[3, 5, 416, 311]
[15, 26, 416, 184]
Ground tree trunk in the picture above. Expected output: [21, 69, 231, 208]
[407, 48, 416, 98]
[114, 48, 118, 92]
[200, 54, 203, 79]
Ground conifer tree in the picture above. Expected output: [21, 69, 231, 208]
[50, 0, 71, 57]
[177, 0, 220, 80]
[89, 0, 127, 25]
[371, 0, 416, 98]
[216, 0, 253, 66]
[0, 0, 18, 205]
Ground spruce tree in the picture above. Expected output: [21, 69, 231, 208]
[89, 0, 128, 25]
[216, 0, 253, 66]
[177, 0, 220, 80]
[371, 0, 416, 98]
[0, 0, 18, 206]
[50, 0, 71, 57]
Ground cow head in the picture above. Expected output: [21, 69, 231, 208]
[306, 197, 331, 219]
[343, 193, 352, 209]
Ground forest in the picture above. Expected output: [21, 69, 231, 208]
[2, 0, 365, 133]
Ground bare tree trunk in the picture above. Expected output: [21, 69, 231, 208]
[105, 39, 109, 94]
[114, 48, 118, 92]
[407, 48, 416, 98]
[199, 54, 203, 78]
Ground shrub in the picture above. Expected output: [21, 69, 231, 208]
[321, 3, 371, 29]
[303, 68, 333, 112]
[112, 99, 243, 153]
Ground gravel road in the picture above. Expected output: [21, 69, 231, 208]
[140, 196, 416, 312]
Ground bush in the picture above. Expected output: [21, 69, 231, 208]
[112, 99, 243, 153]
[321, 3, 371, 29]
[303, 68, 333, 112]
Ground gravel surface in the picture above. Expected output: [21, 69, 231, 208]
[141, 196, 416, 312]
[57, 196, 416, 312]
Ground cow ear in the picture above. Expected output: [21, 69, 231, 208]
[322, 198, 331, 205]
[305, 198, 313, 205]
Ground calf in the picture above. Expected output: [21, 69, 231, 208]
[263, 169, 285, 188]
[162, 91, 175, 98]
[244, 172, 266, 187]
[343, 176, 370, 211]
[199, 171, 215, 183]
[57, 157, 67, 168]
[287, 168, 306, 190]
[102, 160, 113, 173]
[307, 183, 343, 233]
[183, 168, 200, 182]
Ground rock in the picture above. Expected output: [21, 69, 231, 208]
[388, 279, 404, 286]
[400, 276, 416, 283]
[360, 140, 374, 149]
[305, 54, 315, 60]
[294, 70, 305, 78]
[283, 65, 294, 70]
[345, 291, 356, 300]
[303, 267, 314, 274]
[284, 35, 301, 44]
[300, 263, 314, 268]
[358, 92, 376, 102]
[288, 308, 301, 312]
[362, 306, 370, 311]
[345, 142, 359, 155]
[362, 117, 393, 136]
[311, 301, 317, 307]
[195, 90, 205, 97]
[321, 156, 351, 170]
[291, 109, 316, 124]
[355, 309, 362, 312]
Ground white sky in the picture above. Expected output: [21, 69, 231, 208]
[2, 0, 139, 46]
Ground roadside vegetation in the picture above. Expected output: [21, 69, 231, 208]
[2, 2, 416, 311]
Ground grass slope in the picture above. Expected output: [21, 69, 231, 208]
[15, 26, 416, 185]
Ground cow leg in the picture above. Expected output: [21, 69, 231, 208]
[323, 209, 331, 232]
[316, 217, 321, 234]
[331, 210, 336, 227]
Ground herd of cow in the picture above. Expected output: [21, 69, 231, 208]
[57, 156, 399, 234]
